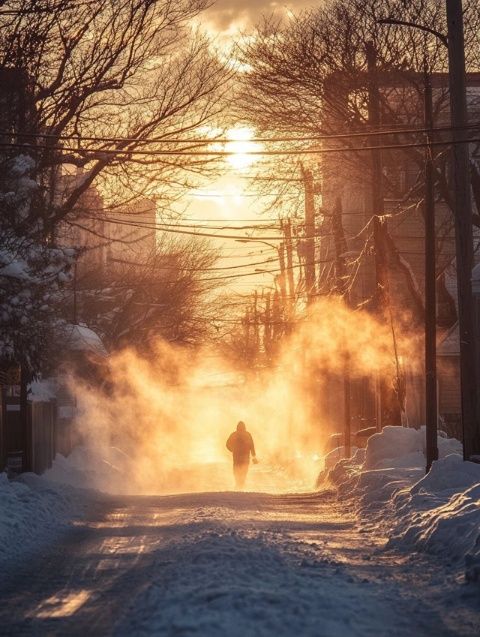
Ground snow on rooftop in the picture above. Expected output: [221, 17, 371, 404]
[63, 324, 108, 357]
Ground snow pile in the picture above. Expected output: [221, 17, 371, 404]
[28, 378, 57, 402]
[44, 445, 131, 494]
[320, 426, 480, 582]
[390, 454, 480, 582]
[0, 471, 88, 572]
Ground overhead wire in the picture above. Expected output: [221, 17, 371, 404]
[70, 206, 284, 228]
[110, 254, 281, 272]
[80, 213, 369, 243]
[2, 134, 480, 157]
[3, 121, 480, 145]
[95, 252, 337, 277]
[33, 120, 474, 301]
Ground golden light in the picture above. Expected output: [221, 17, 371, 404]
[225, 127, 262, 170]
[32, 590, 92, 619]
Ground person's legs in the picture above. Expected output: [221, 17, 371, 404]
[233, 462, 249, 489]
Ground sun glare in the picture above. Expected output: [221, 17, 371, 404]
[226, 127, 262, 170]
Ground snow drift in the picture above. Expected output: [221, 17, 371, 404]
[319, 426, 480, 582]
[0, 471, 88, 572]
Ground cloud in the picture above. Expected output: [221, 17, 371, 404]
[202, 0, 309, 34]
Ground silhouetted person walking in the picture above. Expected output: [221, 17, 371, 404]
[226, 421, 257, 489]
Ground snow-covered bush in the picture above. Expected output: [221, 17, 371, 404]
[0, 155, 75, 373]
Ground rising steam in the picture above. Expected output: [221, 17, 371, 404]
[69, 298, 421, 495]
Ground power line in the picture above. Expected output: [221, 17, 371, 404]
[188, 192, 282, 198]
[109, 255, 281, 272]
[176, 216, 284, 223]
[3, 132, 480, 158]
[72, 201, 286, 223]
[81, 214, 282, 241]
[81, 213, 363, 242]
[80, 253, 336, 282]
[209, 249, 279, 258]
[4, 121, 480, 145]
[115, 220, 281, 231]
[72, 204, 285, 223]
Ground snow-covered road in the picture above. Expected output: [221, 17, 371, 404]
[0, 490, 478, 637]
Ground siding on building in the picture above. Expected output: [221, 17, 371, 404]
[319, 72, 480, 429]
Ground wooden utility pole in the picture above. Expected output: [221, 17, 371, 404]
[19, 365, 30, 473]
[366, 41, 389, 314]
[252, 290, 260, 355]
[243, 308, 250, 358]
[264, 292, 272, 359]
[301, 165, 317, 304]
[445, 0, 480, 460]
[278, 242, 287, 311]
[73, 260, 78, 324]
[424, 70, 439, 472]
[366, 40, 393, 431]
[332, 196, 348, 293]
[331, 195, 352, 455]
[272, 289, 282, 341]
[283, 220, 295, 321]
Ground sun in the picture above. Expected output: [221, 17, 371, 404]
[225, 127, 262, 170]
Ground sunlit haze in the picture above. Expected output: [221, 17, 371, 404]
[1, 0, 476, 632]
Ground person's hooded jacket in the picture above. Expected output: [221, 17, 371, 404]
[226, 422, 256, 465]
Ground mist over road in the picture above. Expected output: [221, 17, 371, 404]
[0, 490, 477, 636]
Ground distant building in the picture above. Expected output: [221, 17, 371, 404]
[57, 170, 157, 276]
[57, 173, 108, 278]
[319, 71, 480, 437]
[105, 198, 157, 267]
[0, 68, 36, 147]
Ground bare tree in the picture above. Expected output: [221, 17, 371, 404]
[0, 0, 231, 235]
[0, 0, 233, 372]
[237, 0, 480, 324]
[68, 233, 227, 351]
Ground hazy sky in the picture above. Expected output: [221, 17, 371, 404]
[187, 2, 313, 291]
[203, 0, 310, 35]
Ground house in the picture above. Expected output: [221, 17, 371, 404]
[319, 71, 480, 437]
[104, 198, 157, 267]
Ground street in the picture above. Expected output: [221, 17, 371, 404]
[0, 490, 478, 637]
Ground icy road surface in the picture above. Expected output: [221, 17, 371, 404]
[0, 490, 478, 636]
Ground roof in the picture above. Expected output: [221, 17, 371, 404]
[63, 324, 108, 357]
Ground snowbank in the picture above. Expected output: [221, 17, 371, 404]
[28, 378, 57, 402]
[0, 471, 88, 573]
[44, 445, 131, 494]
[319, 426, 480, 582]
